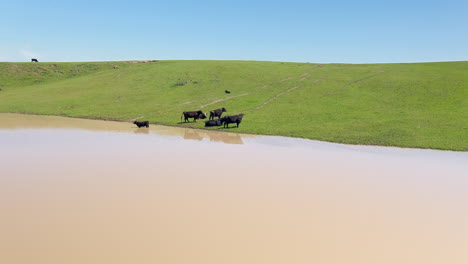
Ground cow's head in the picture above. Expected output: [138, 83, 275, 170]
[221, 107, 227, 112]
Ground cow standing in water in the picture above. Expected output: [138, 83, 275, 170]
[134, 121, 149, 128]
[31, 58, 38, 62]
[209, 107, 227, 120]
[220, 114, 244, 128]
[181, 110, 207, 122]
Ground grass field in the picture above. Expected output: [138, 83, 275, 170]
[0, 60, 467, 150]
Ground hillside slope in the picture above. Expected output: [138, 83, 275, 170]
[0, 60, 466, 150]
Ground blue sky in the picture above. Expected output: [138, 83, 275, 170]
[1, 0, 467, 63]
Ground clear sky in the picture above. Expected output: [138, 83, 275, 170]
[1, 0, 467, 63]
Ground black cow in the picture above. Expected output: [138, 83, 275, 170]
[209, 107, 227, 120]
[205, 119, 222, 127]
[221, 114, 244, 128]
[31, 58, 38, 62]
[181, 110, 207, 122]
[134, 120, 149, 128]
[225, 90, 231, 94]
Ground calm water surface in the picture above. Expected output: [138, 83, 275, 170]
[1, 113, 467, 264]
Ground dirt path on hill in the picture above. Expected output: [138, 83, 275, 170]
[325, 72, 383, 96]
[198, 93, 250, 108]
[198, 65, 321, 111]
[251, 85, 303, 111]
[240, 66, 323, 112]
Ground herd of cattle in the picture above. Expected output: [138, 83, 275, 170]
[133, 107, 244, 129]
[182, 107, 244, 128]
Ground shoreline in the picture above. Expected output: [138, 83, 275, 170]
[1, 111, 465, 153]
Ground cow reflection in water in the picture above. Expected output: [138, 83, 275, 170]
[183, 129, 243, 144]
[183, 129, 203, 141]
[209, 133, 243, 144]
[134, 128, 150, 134]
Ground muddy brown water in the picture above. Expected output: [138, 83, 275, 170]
[1, 113, 467, 264]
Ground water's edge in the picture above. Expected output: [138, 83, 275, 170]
[1, 112, 465, 152]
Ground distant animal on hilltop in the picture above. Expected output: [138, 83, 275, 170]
[31, 58, 38, 62]
[134, 120, 149, 128]
[225, 90, 231, 94]
[209, 107, 227, 120]
[220, 114, 244, 128]
[181, 110, 207, 122]
[205, 119, 222, 127]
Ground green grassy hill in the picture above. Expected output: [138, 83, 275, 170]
[0, 60, 467, 150]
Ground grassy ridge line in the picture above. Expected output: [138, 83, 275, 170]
[0, 61, 133, 88]
[0, 60, 467, 151]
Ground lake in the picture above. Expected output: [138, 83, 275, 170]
[1, 113, 467, 264]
